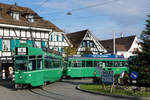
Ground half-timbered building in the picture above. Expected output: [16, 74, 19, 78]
[0, 3, 71, 78]
[66, 29, 106, 55]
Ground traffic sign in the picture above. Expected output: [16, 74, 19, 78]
[102, 71, 114, 84]
[130, 71, 138, 79]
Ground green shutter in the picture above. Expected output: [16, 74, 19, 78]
[0, 39, 2, 51]
[11, 40, 15, 51]
[51, 35, 53, 41]
[57, 35, 58, 41]
[61, 48, 63, 53]
[15, 40, 20, 47]
[62, 35, 64, 42]
[42, 41, 46, 47]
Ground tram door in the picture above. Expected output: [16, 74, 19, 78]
[81, 60, 94, 77]
[70, 61, 82, 77]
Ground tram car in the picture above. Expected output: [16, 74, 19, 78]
[64, 54, 129, 78]
[14, 43, 63, 88]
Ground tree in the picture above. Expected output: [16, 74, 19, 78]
[139, 15, 150, 66]
[133, 15, 150, 86]
[64, 46, 76, 57]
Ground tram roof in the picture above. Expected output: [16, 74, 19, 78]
[68, 56, 128, 60]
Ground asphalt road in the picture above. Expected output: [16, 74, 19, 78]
[0, 79, 138, 100]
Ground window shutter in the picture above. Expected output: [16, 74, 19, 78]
[15, 40, 20, 47]
[11, 40, 15, 51]
[42, 41, 46, 47]
[51, 35, 53, 41]
[61, 48, 63, 53]
[62, 35, 64, 42]
[57, 35, 59, 41]
[0, 39, 2, 51]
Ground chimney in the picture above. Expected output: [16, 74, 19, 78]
[120, 33, 124, 38]
[0, 7, 3, 17]
[14, 2, 18, 6]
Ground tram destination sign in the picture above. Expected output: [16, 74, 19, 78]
[102, 71, 114, 84]
[16, 47, 27, 55]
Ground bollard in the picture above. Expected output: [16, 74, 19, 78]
[2, 69, 6, 79]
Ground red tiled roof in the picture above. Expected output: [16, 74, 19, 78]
[99, 35, 136, 53]
[0, 3, 62, 32]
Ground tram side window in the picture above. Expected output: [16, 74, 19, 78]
[48, 60, 53, 68]
[29, 60, 36, 70]
[37, 59, 42, 70]
[94, 61, 99, 67]
[86, 61, 93, 67]
[108, 61, 113, 67]
[114, 61, 119, 67]
[53, 60, 60, 68]
[120, 62, 123, 67]
[44, 59, 49, 68]
[69, 61, 71, 67]
[72, 61, 81, 67]
[82, 61, 86, 67]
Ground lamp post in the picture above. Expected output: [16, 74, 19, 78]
[113, 32, 116, 55]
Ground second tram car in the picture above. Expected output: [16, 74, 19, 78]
[64, 55, 129, 78]
[14, 43, 63, 88]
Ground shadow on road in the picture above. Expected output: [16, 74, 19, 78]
[0, 79, 16, 91]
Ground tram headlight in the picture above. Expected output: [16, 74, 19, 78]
[19, 76, 23, 79]
[28, 74, 32, 76]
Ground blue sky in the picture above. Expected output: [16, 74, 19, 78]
[1, 0, 150, 40]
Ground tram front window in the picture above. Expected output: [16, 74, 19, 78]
[15, 63, 27, 71]
[15, 56, 28, 71]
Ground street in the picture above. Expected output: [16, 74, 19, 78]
[0, 79, 137, 100]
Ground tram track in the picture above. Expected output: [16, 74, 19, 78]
[28, 88, 65, 100]
[27, 85, 87, 100]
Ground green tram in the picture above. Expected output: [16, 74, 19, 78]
[14, 43, 63, 88]
[64, 55, 129, 78]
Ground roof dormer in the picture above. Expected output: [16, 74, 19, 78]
[10, 11, 20, 20]
[26, 14, 34, 23]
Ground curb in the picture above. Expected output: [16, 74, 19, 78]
[76, 85, 150, 100]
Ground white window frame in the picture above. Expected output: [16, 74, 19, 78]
[2, 40, 10, 51]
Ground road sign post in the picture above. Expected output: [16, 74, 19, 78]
[101, 70, 114, 93]
[102, 71, 114, 84]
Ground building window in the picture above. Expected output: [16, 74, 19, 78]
[10, 12, 20, 20]
[26, 15, 34, 23]
[3, 40, 10, 51]
[87, 41, 90, 47]
[82, 41, 86, 47]
[35, 41, 41, 48]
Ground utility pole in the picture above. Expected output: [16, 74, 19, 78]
[113, 32, 116, 55]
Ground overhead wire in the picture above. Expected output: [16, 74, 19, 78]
[34, 0, 49, 11]
[68, 0, 121, 12]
